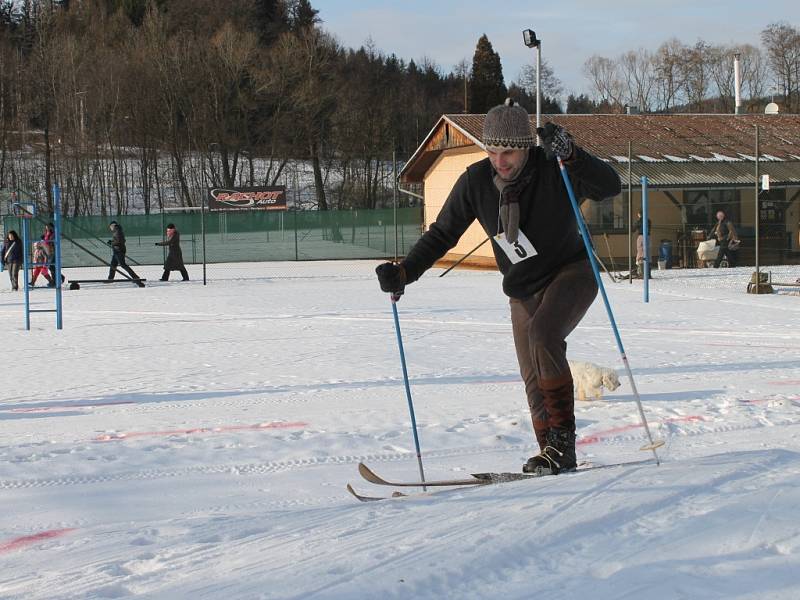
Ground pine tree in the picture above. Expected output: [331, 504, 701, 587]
[541, 96, 563, 114]
[469, 34, 506, 113]
[291, 0, 319, 32]
[566, 93, 596, 114]
[253, 0, 289, 46]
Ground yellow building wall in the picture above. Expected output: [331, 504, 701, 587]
[423, 147, 495, 263]
[597, 190, 685, 261]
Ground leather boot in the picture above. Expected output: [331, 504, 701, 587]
[538, 372, 575, 433]
[522, 429, 577, 475]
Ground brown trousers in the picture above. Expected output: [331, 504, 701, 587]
[510, 258, 598, 448]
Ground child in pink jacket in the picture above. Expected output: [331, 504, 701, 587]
[30, 242, 54, 287]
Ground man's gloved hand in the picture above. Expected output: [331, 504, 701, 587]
[375, 262, 406, 300]
[537, 122, 575, 161]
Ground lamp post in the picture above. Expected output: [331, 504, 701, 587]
[522, 29, 541, 144]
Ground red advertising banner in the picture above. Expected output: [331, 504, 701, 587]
[207, 186, 288, 211]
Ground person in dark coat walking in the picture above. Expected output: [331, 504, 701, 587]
[375, 99, 621, 476]
[154, 224, 189, 281]
[2, 230, 23, 291]
[107, 221, 145, 287]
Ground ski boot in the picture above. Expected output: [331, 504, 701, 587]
[522, 429, 577, 476]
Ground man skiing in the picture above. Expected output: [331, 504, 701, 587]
[107, 221, 145, 287]
[375, 99, 621, 475]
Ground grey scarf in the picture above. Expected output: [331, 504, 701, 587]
[493, 153, 532, 244]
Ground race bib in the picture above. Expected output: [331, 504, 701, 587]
[493, 230, 537, 264]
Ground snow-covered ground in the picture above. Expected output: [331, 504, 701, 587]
[1, 261, 799, 599]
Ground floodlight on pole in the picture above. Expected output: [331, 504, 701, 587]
[522, 29, 542, 144]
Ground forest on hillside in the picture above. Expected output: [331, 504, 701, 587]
[1, 1, 797, 215]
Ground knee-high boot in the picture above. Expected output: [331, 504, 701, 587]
[538, 372, 575, 434]
[522, 373, 577, 475]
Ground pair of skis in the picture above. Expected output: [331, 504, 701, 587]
[347, 459, 655, 502]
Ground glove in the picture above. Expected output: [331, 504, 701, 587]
[375, 262, 406, 300]
[537, 122, 574, 161]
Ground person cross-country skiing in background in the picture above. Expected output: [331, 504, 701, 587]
[375, 98, 621, 476]
[107, 220, 145, 287]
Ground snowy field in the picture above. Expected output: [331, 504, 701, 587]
[1, 260, 799, 599]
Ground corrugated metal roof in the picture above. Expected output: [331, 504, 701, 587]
[617, 160, 800, 188]
[401, 113, 800, 185]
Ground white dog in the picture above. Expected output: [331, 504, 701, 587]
[568, 360, 621, 401]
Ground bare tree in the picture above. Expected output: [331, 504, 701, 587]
[707, 44, 736, 112]
[517, 59, 563, 100]
[738, 44, 768, 108]
[201, 21, 260, 188]
[618, 48, 657, 112]
[0, 35, 18, 189]
[141, 9, 198, 207]
[761, 21, 800, 112]
[679, 40, 711, 112]
[583, 54, 624, 110]
[26, 2, 62, 212]
[267, 28, 338, 209]
[653, 38, 686, 112]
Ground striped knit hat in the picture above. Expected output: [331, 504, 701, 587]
[482, 98, 535, 149]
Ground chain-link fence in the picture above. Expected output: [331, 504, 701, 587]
[1, 207, 423, 275]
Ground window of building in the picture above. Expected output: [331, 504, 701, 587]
[584, 194, 627, 232]
[759, 188, 787, 224]
[685, 189, 740, 229]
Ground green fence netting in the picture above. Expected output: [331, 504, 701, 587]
[1, 208, 423, 268]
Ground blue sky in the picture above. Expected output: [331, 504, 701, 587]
[312, 0, 796, 97]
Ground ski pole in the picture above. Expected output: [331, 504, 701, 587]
[439, 236, 490, 277]
[390, 296, 427, 489]
[556, 158, 663, 463]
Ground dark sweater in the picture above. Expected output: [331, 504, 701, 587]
[2, 238, 22, 264]
[402, 146, 621, 299]
[110, 225, 126, 254]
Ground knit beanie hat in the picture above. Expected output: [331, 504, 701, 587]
[483, 98, 535, 148]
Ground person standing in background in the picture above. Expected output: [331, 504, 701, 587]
[711, 210, 740, 268]
[42, 222, 57, 283]
[634, 211, 651, 278]
[154, 223, 189, 281]
[2, 230, 22, 291]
